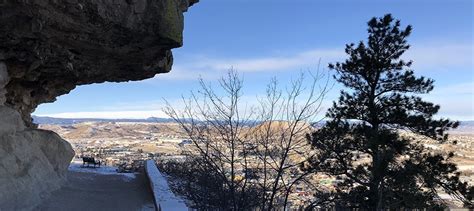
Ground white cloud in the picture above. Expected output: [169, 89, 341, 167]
[96, 100, 165, 112]
[35, 110, 170, 119]
[427, 82, 474, 121]
[404, 43, 473, 71]
[200, 49, 344, 72]
[431, 82, 474, 96]
[153, 48, 345, 81]
[153, 42, 472, 81]
[434, 102, 474, 121]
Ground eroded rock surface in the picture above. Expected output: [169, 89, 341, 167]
[1, 0, 197, 126]
[0, 106, 74, 210]
[0, 0, 196, 209]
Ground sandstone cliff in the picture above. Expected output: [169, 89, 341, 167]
[0, 106, 73, 210]
[0, 0, 196, 209]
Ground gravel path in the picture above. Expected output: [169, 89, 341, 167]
[35, 170, 155, 211]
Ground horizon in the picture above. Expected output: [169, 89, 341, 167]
[32, 114, 474, 123]
[33, 0, 473, 121]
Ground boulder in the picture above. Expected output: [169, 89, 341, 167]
[0, 106, 74, 210]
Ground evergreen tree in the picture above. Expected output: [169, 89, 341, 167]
[307, 14, 473, 209]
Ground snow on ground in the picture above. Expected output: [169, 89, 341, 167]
[69, 159, 137, 181]
[145, 160, 188, 211]
[457, 164, 474, 171]
[141, 203, 156, 211]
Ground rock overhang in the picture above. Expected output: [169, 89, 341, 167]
[0, 0, 197, 126]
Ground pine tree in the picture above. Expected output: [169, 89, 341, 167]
[307, 14, 473, 209]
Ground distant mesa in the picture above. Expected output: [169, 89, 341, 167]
[33, 116, 175, 125]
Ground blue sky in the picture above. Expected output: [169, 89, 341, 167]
[34, 0, 474, 120]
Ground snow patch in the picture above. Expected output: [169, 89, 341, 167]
[145, 160, 188, 211]
[141, 203, 156, 211]
[69, 159, 137, 181]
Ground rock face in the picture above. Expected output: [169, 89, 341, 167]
[0, 106, 74, 210]
[0, 0, 196, 209]
[1, 0, 197, 126]
[1, 65, 72, 210]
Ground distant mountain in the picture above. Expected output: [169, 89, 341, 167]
[33, 116, 175, 125]
[33, 116, 474, 133]
[453, 120, 474, 134]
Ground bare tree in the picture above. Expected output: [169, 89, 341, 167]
[163, 70, 257, 210]
[163, 67, 331, 210]
[249, 70, 331, 210]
